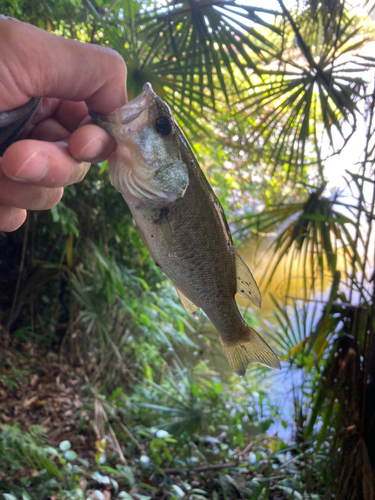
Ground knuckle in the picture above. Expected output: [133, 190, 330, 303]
[39, 187, 64, 210]
[103, 46, 127, 73]
[69, 161, 90, 185]
[98, 46, 127, 84]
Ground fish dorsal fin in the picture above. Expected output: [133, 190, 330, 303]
[175, 286, 200, 319]
[234, 250, 261, 308]
[212, 198, 232, 245]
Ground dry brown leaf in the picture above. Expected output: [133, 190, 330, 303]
[23, 394, 39, 408]
[30, 374, 38, 388]
[79, 476, 88, 491]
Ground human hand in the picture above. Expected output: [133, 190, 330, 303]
[0, 18, 127, 231]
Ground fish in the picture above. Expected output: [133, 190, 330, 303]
[90, 83, 280, 376]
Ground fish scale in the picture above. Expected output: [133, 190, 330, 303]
[90, 83, 280, 376]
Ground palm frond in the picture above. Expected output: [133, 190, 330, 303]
[136, 1, 283, 105]
[236, 187, 360, 292]
[235, 2, 368, 173]
[263, 296, 320, 366]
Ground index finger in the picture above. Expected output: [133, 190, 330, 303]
[0, 19, 127, 113]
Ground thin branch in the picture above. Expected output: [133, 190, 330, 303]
[114, 414, 144, 452]
[95, 398, 127, 464]
[312, 95, 325, 181]
[163, 462, 238, 474]
[358, 86, 375, 294]
[238, 441, 254, 456]
[349, 80, 375, 302]
[105, 0, 120, 18]
[322, 120, 357, 162]
[7, 215, 29, 330]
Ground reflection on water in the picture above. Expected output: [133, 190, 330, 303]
[237, 236, 333, 331]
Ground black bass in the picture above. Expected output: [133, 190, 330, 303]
[90, 83, 280, 375]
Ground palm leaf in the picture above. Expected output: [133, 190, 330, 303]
[263, 296, 320, 364]
[236, 187, 359, 292]
[233, 2, 369, 173]
[137, 0, 282, 105]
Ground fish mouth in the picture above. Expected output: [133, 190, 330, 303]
[89, 83, 156, 128]
[120, 83, 156, 125]
[89, 110, 108, 124]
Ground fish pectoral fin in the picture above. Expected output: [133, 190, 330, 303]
[175, 286, 200, 319]
[157, 208, 173, 247]
[220, 327, 280, 376]
[234, 250, 262, 308]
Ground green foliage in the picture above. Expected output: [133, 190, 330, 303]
[68, 243, 197, 391]
[0, 424, 60, 478]
[0, 426, 124, 499]
[126, 360, 278, 446]
[0, 373, 332, 500]
[1, 0, 375, 499]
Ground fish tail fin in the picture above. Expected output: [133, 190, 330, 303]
[220, 327, 280, 376]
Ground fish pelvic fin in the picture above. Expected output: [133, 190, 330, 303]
[175, 286, 200, 319]
[220, 327, 280, 376]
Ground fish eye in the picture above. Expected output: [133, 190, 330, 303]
[155, 116, 172, 136]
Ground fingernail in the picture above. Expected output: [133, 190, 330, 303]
[77, 137, 104, 160]
[13, 152, 49, 181]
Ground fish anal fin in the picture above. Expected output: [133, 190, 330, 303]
[220, 327, 280, 376]
[234, 250, 262, 308]
[175, 286, 200, 319]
